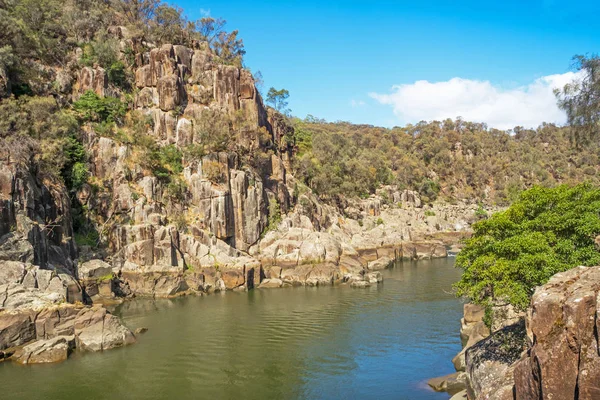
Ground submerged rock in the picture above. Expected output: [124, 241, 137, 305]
[427, 372, 467, 394]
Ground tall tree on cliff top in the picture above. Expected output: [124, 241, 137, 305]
[555, 54, 600, 146]
[267, 87, 290, 115]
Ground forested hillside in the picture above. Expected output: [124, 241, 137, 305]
[290, 118, 599, 206]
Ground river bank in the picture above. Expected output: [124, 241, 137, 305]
[0, 259, 463, 400]
[0, 200, 480, 367]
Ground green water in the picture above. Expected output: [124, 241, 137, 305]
[0, 258, 463, 400]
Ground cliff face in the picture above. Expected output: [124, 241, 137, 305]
[0, 145, 76, 274]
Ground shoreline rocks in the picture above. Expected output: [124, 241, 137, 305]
[452, 265, 600, 399]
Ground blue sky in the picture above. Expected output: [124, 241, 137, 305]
[175, 0, 599, 128]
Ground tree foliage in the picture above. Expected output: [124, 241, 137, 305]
[266, 87, 290, 115]
[290, 117, 600, 204]
[454, 184, 600, 310]
[73, 90, 128, 124]
[555, 55, 600, 146]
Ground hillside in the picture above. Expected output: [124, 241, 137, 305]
[290, 118, 599, 206]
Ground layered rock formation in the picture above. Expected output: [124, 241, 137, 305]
[68, 36, 482, 297]
[0, 261, 136, 364]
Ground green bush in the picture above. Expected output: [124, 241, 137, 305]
[475, 204, 488, 219]
[166, 177, 187, 201]
[107, 61, 129, 88]
[71, 162, 89, 190]
[74, 230, 99, 248]
[424, 210, 436, 217]
[266, 197, 282, 232]
[454, 184, 600, 311]
[73, 91, 127, 124]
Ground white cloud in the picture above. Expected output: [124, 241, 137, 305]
[350, 99, 366, 108]
[369, 72, 583, 130]
[200, 8, 211, 17]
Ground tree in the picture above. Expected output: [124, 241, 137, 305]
[454, 184, 600, 311]
[213, 30, 245, 65]
[196, 17, 226, 45]
[266, 87, 290, 114]
[555, 55, 600, 146]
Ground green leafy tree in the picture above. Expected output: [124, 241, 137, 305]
[454, 184, 600, 311]
[72, 90, 128, 124]
[266, 87, 290, 115]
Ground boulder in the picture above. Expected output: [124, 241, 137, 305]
[0, 310, 36, 349]
[466, 320, 526, 400]
[78, 259, 113, 280]
[74, 306, 136, 351]
[258, 278, 283, 289]
[350, 280, 370, 288]
[367, 256, 392, 271]
[449, 390, 468, 400]
[428, 372, 465, 393]
[365, 271, 383, 284]
[12, 335, 74, 364]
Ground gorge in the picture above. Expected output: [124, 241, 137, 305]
[1, 1, 600, 399]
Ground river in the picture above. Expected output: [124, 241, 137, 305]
[0, 258, 463, 400]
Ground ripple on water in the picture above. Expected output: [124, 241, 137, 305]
[0, 258, 463, 400]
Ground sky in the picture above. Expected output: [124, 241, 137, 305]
[174, 0, 600, 129]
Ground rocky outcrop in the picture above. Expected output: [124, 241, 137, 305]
[0, 260, 135, 364]
[514, 266, 600, 400]
[452, 304, 491, 372]
[465, 321, 527, 400]
[460, 266, 600, 400]
[12, 335, 75, 364]
[0, 151, 76, 272]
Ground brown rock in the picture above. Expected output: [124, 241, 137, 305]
[157, 74, 181, 111]
[513, 266, 600, 400]
[12, 335, 74, 364]
[220, 268, 245, 290]
[463, 303, 485, 323]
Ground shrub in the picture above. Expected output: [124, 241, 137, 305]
[71, 162, 89, 190]
[166, 177, 187, 201]
[74, 230, 99, 248]
[202, 159, 225, 183]
[106, 61, 129, 89]
[73, 91, 127, 124]
[266, 197, 282, 232]
[424, 210, 436, 217]
[376, 217, 384, 225]
[454, 184, 600, 311]
[475, 204, 488, 219]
